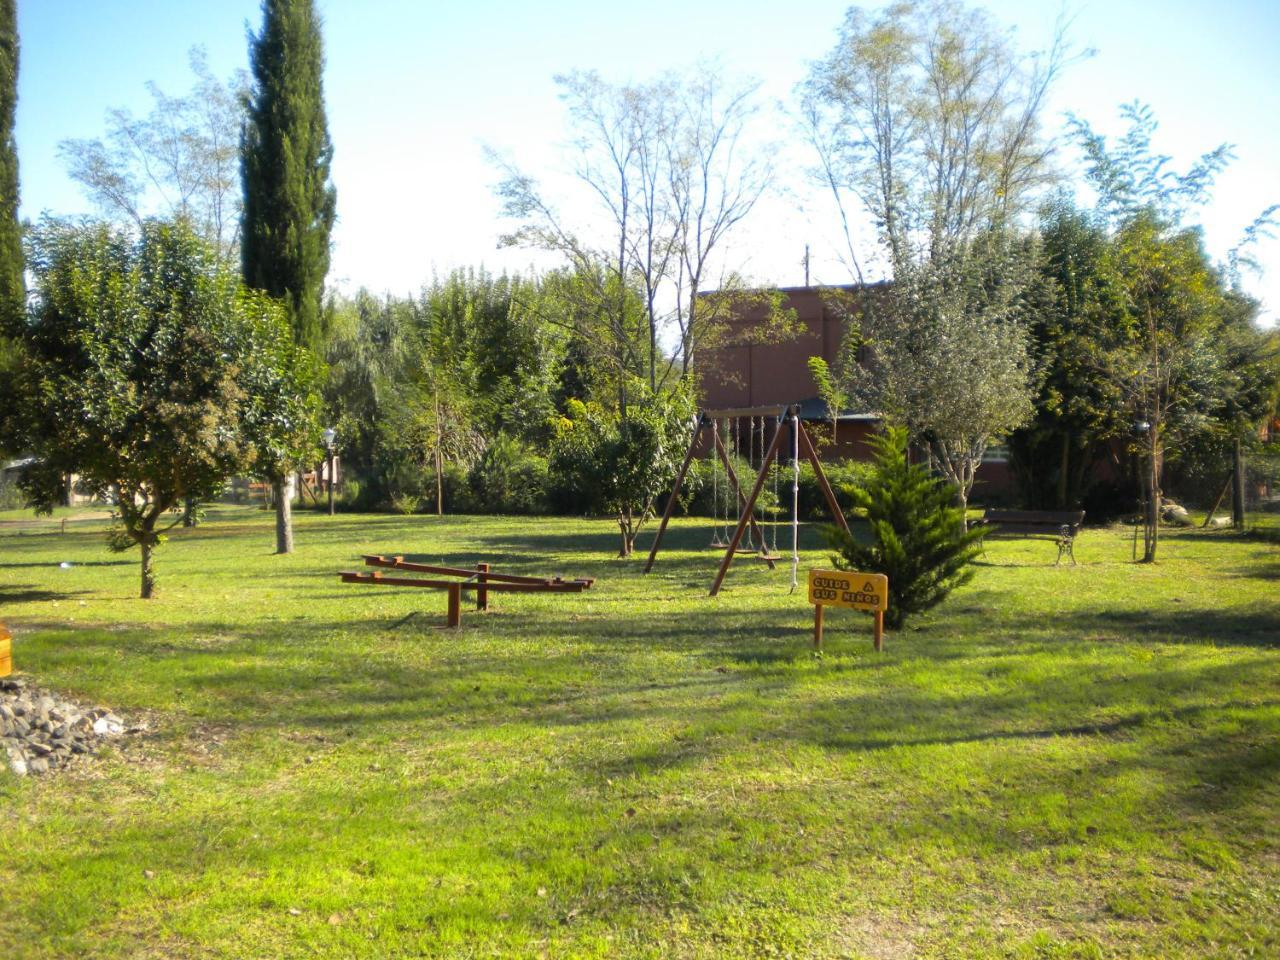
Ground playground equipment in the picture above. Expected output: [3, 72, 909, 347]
[645, 404, 851, 596]
[340, 555, 594, 627]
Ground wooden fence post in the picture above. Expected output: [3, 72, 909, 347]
[446, 583, 462, 627]
[475, 563, 489, 611]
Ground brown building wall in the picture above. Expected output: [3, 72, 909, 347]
[700, 286, 865, 413]
[697, 285, 1016, 499]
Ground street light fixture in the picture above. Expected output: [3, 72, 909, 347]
[322, 427, 337, 516]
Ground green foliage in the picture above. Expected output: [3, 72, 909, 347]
[823, 427, 984, 629]
[0, 0, 22, 449]
[0, 0, 20, 334]
[468, 434, 549, 515]
[240, 0, 335, 350]
[1009, 198, 1131, 509]
[238, 288, 323, 483]
[548, 387, 694, 555]
[15, 218, 283, 595]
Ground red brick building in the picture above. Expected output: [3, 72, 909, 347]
[699, 284, 1015, 496]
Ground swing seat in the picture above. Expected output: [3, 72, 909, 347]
[756, 550, 781, 562]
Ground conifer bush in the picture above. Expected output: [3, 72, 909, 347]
[825, 427, 985, 629]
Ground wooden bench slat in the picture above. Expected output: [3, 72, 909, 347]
[342, 572, 592, 593]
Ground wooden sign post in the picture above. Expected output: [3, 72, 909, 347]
[0, 622, 11, 677]
[807, 570, 889, 652]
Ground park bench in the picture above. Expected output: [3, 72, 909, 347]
[975, 509, 1085, 566]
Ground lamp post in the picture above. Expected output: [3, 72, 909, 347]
[322, 427, 337, 516]
[1132, 420, 1151, 560]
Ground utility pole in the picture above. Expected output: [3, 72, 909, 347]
[803, 244, 810, 286]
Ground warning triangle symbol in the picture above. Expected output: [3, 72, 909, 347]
[862, 581, 876, 593]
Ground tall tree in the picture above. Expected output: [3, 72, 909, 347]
[1007, 198, 1129, 510]
[0, 0, 22, 455]
[1071, 102, 1278, 560]
[241, 0, 336, 350]
[58, 48, 247, 256]
[802, 1, 1071, 512]
[0, 0, 20, 329]
[241, 0, 336, 553]
[492, 65, 777, 403]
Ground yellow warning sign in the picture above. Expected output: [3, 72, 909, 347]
[807, 569, 888, 612]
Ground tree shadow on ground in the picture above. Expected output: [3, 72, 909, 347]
[0, 585, 94, 603]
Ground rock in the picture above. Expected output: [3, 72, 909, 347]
[93, 717, 123, 736]
[0, 680, 134, 778]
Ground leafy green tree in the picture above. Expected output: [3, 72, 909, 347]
[241, 0, 336, 550]
[824, 427, 984, 630]
[1008, 198, 1129, 509]
[549, 387, 694, 557]
[16, 218, 282, 597]
[1070, 103, 1277, 559]
[802, 1, 1066, 509]
[421, 269, 564, 444]
[321, 289, 414, 505]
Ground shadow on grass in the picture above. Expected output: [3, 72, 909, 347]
[0, 585, 95, 603]
[0, 559, 132, 570]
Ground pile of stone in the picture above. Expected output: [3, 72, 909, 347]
[1, 676, 136, 776]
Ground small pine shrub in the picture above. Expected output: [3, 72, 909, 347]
[390, 492, 421, 515]
[823, 426, 985, 630]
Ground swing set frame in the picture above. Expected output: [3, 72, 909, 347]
[644, 404, 851, 596]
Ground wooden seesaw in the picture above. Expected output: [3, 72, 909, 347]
[339, 555, 595, 628]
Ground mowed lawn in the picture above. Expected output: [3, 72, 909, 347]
[0, 506, 1277, 959]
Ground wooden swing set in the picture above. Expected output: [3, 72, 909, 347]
[644, 404, 850, 596]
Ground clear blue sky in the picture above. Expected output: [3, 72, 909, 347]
[14, 0, 1280, 323]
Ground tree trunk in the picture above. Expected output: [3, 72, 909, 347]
[182, 497, 200, 527]
[140, 537, 156, 599]
[435, 446, 444, 517]
[273, 474, 294, 555]
[1231, 439, 1246, 530]
[618, 510, 634, 558]
[1141, 431, 1159, 563]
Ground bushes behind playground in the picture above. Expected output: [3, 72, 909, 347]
[315, 444, 870, 520]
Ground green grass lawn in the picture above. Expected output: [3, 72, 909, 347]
[0, 506, 1277, 959]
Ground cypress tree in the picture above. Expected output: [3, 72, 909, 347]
[0, 0, 22, 333]
[240, 0, 335, 553]
[240, 0, 335, 351]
